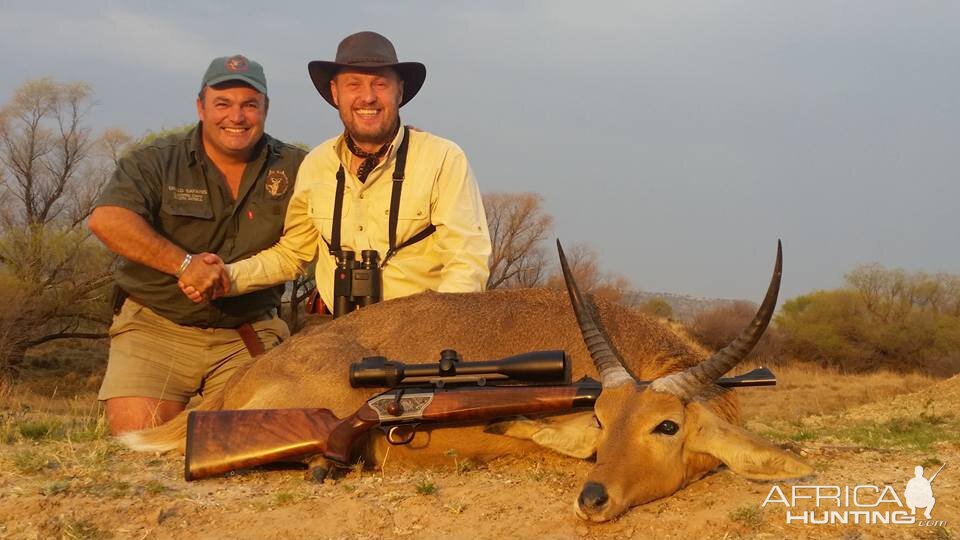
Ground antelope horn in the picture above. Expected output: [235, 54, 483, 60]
[557, 240, 634, 389]
[651, 240, 782, 400]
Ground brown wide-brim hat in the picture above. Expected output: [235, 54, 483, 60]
[308, 31, 426, 108]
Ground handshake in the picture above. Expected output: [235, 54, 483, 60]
[178, 253, 231, 303]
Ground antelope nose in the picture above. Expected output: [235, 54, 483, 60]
[578, 482, 609, 509]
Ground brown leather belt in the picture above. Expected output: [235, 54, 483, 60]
[236, 323, 265, 357]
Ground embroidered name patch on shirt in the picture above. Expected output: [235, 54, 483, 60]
[168, 185, 208, 202]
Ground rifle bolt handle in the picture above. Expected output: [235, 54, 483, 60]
[388, 399, 404, 416]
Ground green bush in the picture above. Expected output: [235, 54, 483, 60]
[638, 298, 674, 319]
[776, 265, 960, 375]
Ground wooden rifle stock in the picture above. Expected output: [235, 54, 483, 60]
[185, 367, 776, 481]
[185, 407, 382, 481]
[185, 384, 593, 481]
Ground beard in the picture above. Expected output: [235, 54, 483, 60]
[340, 111, 400, 148]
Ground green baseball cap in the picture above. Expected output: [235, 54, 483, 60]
[201, 55, 267, 95]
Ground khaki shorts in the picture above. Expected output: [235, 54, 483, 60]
[98, 300, 289, 403]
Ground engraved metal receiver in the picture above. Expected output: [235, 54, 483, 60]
[366, 390, 435, 444]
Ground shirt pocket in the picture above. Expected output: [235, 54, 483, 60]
[161, 202, 213, 221]
[306, 190, 338, 243]
[160, 188, 214, 220]
[395, 195, 431, 243]
[159, 194, 214, 245]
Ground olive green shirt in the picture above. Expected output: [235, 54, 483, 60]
[95, 124, 306, 327]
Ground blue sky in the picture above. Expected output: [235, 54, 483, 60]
[3, 1, 958, 301]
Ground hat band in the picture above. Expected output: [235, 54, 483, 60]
[340, 56, 398, 65]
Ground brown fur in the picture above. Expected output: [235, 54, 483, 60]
[126, 288, 810, 521]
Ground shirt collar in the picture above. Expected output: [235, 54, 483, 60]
[186, 123, 203, 166]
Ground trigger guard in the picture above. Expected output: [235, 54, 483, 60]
[386, 425, 417, 445]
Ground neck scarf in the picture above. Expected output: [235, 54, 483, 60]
[344, 122, 401, 183]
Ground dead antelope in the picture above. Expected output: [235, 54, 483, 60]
[124, 241, 812, 521]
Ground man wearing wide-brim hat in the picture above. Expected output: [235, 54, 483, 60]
[212, 31, 491, 312]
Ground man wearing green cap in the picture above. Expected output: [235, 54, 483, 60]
[88, 55, 306, 435]
[183, 32, 491, 314]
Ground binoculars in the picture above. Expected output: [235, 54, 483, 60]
[332, 249, 382, 318]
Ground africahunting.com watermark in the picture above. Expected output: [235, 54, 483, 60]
[762, 463, 947, 527]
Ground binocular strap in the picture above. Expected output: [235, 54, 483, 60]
[329, 126, 436, 267]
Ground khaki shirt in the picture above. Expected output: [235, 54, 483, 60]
[95, 125, 306, 327]
[228, 127, 491, 308]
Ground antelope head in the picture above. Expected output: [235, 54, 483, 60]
[557, 240, 813, 522]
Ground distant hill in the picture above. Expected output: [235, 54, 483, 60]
[622, 290, 745, 322]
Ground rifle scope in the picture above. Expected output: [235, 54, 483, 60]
[350, 349, 569, 388]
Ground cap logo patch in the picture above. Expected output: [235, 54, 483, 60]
[266, 169, 289, 198]
[226, 55, 249, 72]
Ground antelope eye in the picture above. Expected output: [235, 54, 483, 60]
[653, 420, 679, 435]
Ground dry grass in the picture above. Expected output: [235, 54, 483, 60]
[0, 380, 103, 428]
[13, 339, 107, 399]
[735, 361, 960, 455]
[0, 372, 117, 495]
[736, 360, 938, 423]
[1, 354, 958, 539]
[728, 504, 765, 531]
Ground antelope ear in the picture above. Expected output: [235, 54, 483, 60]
[685, 403, 814, 480]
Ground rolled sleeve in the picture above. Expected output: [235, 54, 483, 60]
[95, 154, 160, 219]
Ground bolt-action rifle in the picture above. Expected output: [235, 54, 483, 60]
[184, 350, 776, 481]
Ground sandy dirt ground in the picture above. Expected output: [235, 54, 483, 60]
[1, 371, 957, 539]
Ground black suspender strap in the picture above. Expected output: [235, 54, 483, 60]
[387, 126, 410, 254]
[329, 165, 346, 254]
[386, 223, 436, 263]
[382, 126, 436, 266]
[329, 125, 436, 266]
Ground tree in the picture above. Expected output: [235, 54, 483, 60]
[777, 265, 960, 375]
[845, 263, 912, 322]
[638, 297, 674, 319]
[483, 192, 553, 289]
[0, 79, 122, 377]
[134, 123, 193, 149]
[481, 191, 634, 305]
[843, 263, 960, 321]
[544, 243, 633, 304]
